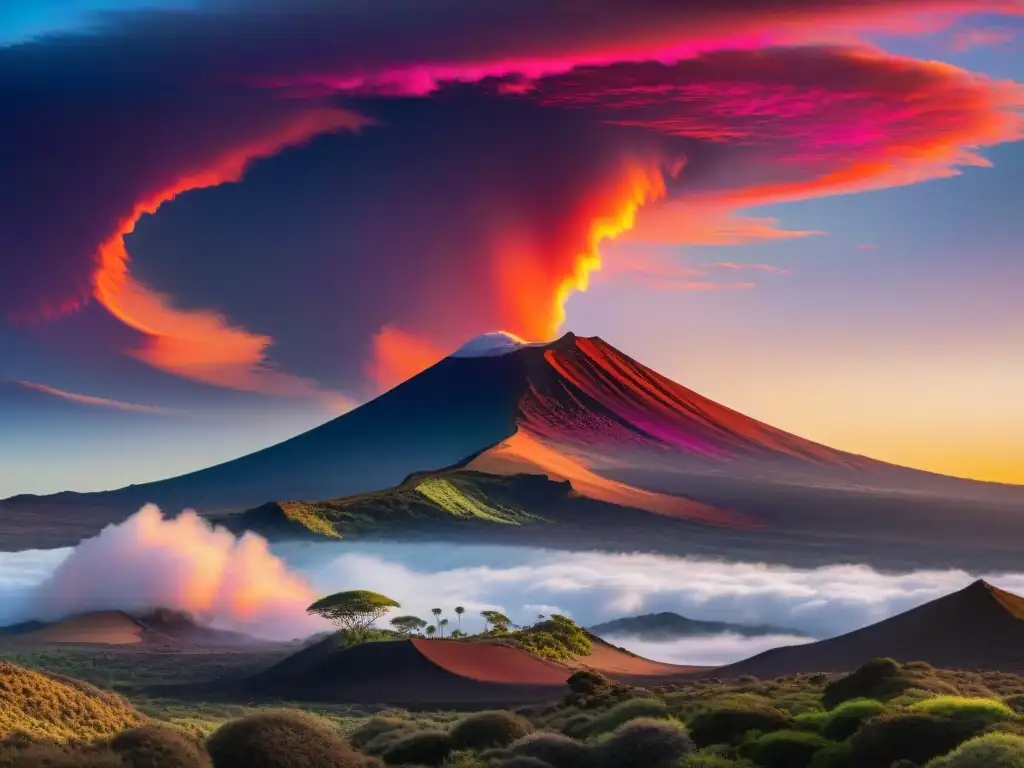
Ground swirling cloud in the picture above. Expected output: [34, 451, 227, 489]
[2, 0, 1022, 401]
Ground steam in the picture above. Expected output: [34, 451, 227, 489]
[4, 505, 328, 640]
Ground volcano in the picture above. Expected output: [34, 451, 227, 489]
[3, 332, 1022, 565]
[712, 580, 1024, 677]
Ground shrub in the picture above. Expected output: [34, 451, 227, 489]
[792, 712, 829, 733]
[849, 713, 983, 768]
[808, 741, 854, 768]
[688, 707, 790, 747]
[926, 732, 1024, 767]
[910, 696, 1017, 725]
[112, 725, 211, 768]
[741, 729, 829, 768]
[821, 698, 887, 740]
[206, 709, 367, 768]
[0, 662, 144, 743]
[598, 718, 694, 768]
[566, 672, 612, 697]
[350, 717, 410, 750]
[823, 659, 957, 709]
[682, 750, 754, 767]
[493, 758, 554, 768]
[381, 730, 453, 766]
[577, 698, 669, 737]
[506, 732, 595, 768]
[0, 740, 122, 767]
[1005, 695, 1024, 715]
[450, 711, 533, 750]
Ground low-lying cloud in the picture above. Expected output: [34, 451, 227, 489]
[0, 505, 327, 640]
[4, 517, 1024, 663]
[601, 633, 814, 667]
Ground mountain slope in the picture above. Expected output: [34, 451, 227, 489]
[589, 612, 807, 640]
[3, 332, 1021, 557]
[712, 580, 1024, 677]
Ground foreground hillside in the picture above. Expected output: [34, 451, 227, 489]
[6, 655, 1024, 767]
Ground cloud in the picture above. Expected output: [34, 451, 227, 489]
[273, 542, 1024, 640]
[7, 534, 1024, 663]
[0, 505, 328, 640]
[703, 262, 791, 274]
[2, 2, 1022, 401]
[602, 633, 815, 666]
[365, 324, 448, 393]
[10, 379, 173, 414]
[951, 27, 1016, 51]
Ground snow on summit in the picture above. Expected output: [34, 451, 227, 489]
[450, 331, 539, 357]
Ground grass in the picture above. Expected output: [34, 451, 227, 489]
[218, 470, 553, 538]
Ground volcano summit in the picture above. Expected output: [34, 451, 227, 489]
[3, 333, 1021, 566]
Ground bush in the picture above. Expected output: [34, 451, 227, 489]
[112, 725, 211, 767]
[808, 741, 854, 768]
[742, 730, 829, 768]
[577, 698, 669, 737]
[823, 659, 957, 709]
[0, 662, 144, 743]
[493, 758, 554, 768]
[688, 707, 791, 747]
[910, 696, 1018, 725]
[682, 750, 754, 767]
[206, 709, 367, 768]
[926, 732, 1024, 767]
[566, 672, 612, 697]
[506, 732, 595, 768]
[350, 717, 410, 750]
[821, 698, 887, 740]
[0, 740, 122, 767]
[598, 718, 695, 768]
[849, 713, 983, 768]
[381, 730, 453, 766]
[450, 711, 533, 750]
[1005, 695, 1024, 715]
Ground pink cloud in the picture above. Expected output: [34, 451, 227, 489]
[11, 380, 174, 414]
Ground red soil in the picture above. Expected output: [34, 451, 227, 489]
[411, 638, 571, 685]
[567, 635, 704, 677]
[12, 611, 144, 645]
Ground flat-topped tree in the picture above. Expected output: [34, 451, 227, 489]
[306, 590, 400, 633]
[390, 615, 428, 637]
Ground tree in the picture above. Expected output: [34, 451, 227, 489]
[306, 590, 399, 634]
[390, 615, 427, 637]
[481, 610, 512, 632]
[425, 625, 437, 638]
[455, 605, 465, 632]
[439, 618, 449, 638]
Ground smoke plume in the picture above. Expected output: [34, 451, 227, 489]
[18, 505, 328, 640]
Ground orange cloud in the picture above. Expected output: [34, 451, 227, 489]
[93, 108, 368, 403]
[11, 380, 173, 414]
[365, 324, 448, 392]
[493, 161, 669, 341]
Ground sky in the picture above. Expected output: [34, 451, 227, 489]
[1, 0, 1022, 496]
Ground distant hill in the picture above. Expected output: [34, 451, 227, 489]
[0, 608, 270, 648]
[712, 580, 1024, 677]
[589, 612, 807, 640]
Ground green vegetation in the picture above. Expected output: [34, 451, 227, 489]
[0, 661, 143, 743]
[449, 712, 534, 750]
[205, 709, 373, 768]
[927, 732, 1024, 767]
[5, 652, 1024, 767]
[306, 590, 401, 633]
[224, 470, 556, 539]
